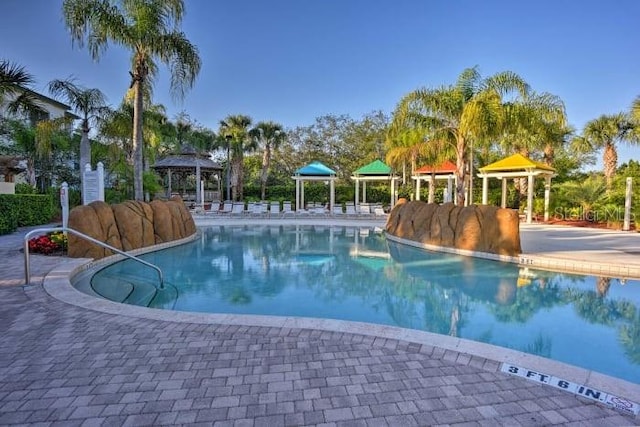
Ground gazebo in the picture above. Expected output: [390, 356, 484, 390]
[351, 160, 399, 208]
[477, 153, 556, 223]
[292, 161, 337, 211]
[151, 145, 223, 207]
[412, 160, 457, 204]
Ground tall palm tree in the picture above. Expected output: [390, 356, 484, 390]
[581, 114, 634, 189]
[48, 78, 108, 191]
[249, 121, 286, 200]
[390, 67, 530, 205]
[219, 115, 256, 201]
[0, 59, 42, 115]
[63, 0, 201, 201]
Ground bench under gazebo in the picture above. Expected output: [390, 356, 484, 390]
[477, 153, 555, 223]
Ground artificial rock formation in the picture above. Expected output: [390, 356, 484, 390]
[386, 200, 521, 256]
[68, 196, 196, 259]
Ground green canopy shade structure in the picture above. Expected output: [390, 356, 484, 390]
[351, 160, 399, 208]
[292, 161, 338, 211]
[477, 153, 556, 223]
[412, 160, 457, 204]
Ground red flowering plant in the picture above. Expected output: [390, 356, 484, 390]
[28, 232, 68, 255]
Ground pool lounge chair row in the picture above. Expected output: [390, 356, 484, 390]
[208, 201, 388, 218]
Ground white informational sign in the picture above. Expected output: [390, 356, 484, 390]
[500, 363, 640, 416]
[82, 162, 105, 205]
[60, 182, 69, 229]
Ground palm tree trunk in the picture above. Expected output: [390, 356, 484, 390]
[132, 80, 144, 201]
[603, 142, 617, 189]
[455, 136, 466, 206]
[428, 172, 436, 203]
[260, 144, 271, 200]
[543, 143, 554, 165]
[80, 118, 90, 195]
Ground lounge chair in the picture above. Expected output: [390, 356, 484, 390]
[358, 203, 373, 217]
[373, 206, 388, 219]
[332, 205, 345, 216]
[281, 201, 296, 217]
[345, 203, 358, 217]
[267, 201, 279, 217]
[230, 202, 246, 216]
[216, 200, 233, 215]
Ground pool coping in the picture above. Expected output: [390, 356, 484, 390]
[39, 225, 640, 415]
[384, 233, 640, 280]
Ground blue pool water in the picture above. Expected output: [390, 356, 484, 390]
[84, 225, 640, 384]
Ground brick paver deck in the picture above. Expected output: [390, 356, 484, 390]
[1, 224, 638, 425]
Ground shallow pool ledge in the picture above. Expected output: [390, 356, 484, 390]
[385, 232, 640, 279]
[41, 244, 640, 410]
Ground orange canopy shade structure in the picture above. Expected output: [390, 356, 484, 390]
[412, 161, 457, 203]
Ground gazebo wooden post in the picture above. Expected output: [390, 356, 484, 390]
[167, 169, 172, 198]
[329, 180, 335, 211]
[362, 181, 367, 204]
[415, 177, 421, 201]
[527, 174, 534, 224]
[355, 179, 359, 208]
[544, 175, 552, 221]
[481, 176, 488, 205]
[501, 178, 507, 208]
[301, 180, 305, 210]
[295, 178, 299, 210]
[446, 176, 453, 203]
[391, 178, 396, 207]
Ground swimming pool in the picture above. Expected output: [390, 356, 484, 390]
[80, 224, 640, 384]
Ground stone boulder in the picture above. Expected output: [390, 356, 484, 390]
[386, 201, 521, 256]
[68, 197, 196, 259]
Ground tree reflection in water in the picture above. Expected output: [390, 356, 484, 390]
[91, 226, 640, 382]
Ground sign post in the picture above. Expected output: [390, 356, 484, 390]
[623, 177, 632, 231]
[60, 182, 69, 230]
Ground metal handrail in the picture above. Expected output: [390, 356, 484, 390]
[24, 226, 164, 289]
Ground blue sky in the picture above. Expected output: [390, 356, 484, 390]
[2, 0, 639, 166]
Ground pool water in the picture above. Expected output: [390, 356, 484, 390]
[85, 224, 640, 384]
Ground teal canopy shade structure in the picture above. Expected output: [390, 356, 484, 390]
[292, 161, 338, 211]
[295, 161, 337, 176]
[351, 160, 399, 208]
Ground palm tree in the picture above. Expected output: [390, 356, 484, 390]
[249, 121, 286, 200]
[581, 114, 634, 189]
[62, 0, 201, 201]
[390, 67, 530, 205]
[47, 78, 108, 191]
[219, 115, 256, 201]
[0, 59, 42, 115]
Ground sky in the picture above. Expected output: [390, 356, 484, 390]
[2, 0, 639, 167]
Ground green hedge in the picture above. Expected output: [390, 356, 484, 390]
[243, 184, 393, 206]
[0, 194, 55, 235]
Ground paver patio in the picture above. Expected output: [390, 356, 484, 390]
[1, 221, 639, 425]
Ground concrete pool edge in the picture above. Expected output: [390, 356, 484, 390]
[384, 232, 640, 280]
[40, 235, 640, 414]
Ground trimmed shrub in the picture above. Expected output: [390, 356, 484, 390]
[0, 194, 55, 235]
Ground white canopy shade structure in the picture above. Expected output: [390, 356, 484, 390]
[292, 161, 338, 211]
[412, 160, 457, 204]
[351, 160, 400, 208]
[477, 154, 556, 224]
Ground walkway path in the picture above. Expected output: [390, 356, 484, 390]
[0, 221, 638, 425]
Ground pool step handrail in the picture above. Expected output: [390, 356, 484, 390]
[24, 226, 164, 289]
